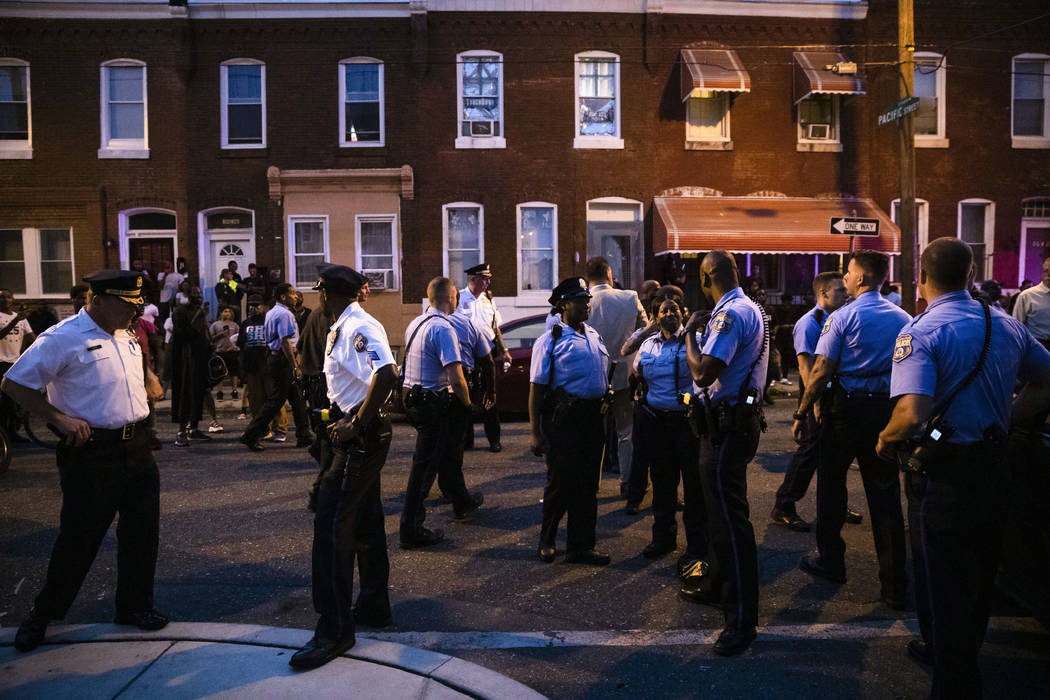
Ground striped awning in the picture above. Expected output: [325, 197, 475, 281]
[680, 48, 751, 102]
[653, 196, 900, 255]
[793, 51, 865, 104]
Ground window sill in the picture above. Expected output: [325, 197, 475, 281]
[915, 137, 950, 148]
[221, 143, 267, 150]
[340, 142, 386, 149]
[796, 142, 843, 153]
[1012, 137, 1050, 150]
[219, 148, 269, 159]
[98, 148, 150, 159]
[685, 140, 733, 151]
[0, 147, 32, 159]
[574, 136, 624, 150]
[455, 136, 507, 149]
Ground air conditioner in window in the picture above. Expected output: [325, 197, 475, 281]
[806, 123, 831, 140]
[466, 120, 499, 137]
[364, 270, 393, 290]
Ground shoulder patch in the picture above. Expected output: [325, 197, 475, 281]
[893, 334, 913, 362]
[353, 332, 368, 353]
[820, 316, 833, 336]
[711, 310, 733, 334]
[325, 328, 339, 357]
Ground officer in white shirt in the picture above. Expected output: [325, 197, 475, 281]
[290, 265, 398, 670]
[457, 263, 510, 452]
[4, 270, 168, 653]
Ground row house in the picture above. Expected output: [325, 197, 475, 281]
[1, 0, 1048, 341]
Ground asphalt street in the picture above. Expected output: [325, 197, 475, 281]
[2, 392, 1048, 699]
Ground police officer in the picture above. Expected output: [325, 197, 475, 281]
[530, 277, 610, 566]
[458, 263, 511, 452]
[793, 250, 910, 609]
[632, 297, 707, 569]
[5, 270, 168, 652]
[290, 265, 398, 670]
[678, 251, 767, 657]
[771, 272, 862, 531]
[876, 238, 1050, 699]
[400, 277, 472, 548]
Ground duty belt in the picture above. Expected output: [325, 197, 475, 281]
[843, 390, 890, 401]
[90, 420, 145, 442]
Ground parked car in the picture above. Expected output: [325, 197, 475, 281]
[494, 313, 551, 416]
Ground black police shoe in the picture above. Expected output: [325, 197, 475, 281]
[799, 553, 847, 584]
[564, 549, 610, 566]
[114, 608, 169, 631]
[353, 607, 393, 628]
[907, 639, 933, 666]
[400, 527, 445, 549]
[770, 505, 811, 532]
[678, 581, 719, 608]
[538, 545, 556, 563]
[845, 507, 864, 524]
[642, 540, 676, 559]
[624, 501, 641, 515]
[453, 492, 484, 520]
[14, 610, 50, 652]
[239, 434, 265, 452]
[289, 634, 355, 670]
[488, 443, 502, 453]
[714, 626, 757, 657]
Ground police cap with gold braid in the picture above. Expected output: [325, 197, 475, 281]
[82, 270, 145, 305]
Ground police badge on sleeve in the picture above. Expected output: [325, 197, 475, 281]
[354, 333, 368, 352]
[893, 334, 912, 362]
[820, 316, 833, 336]
[711, 310, 733, 334]
[325, 328, 339, 356]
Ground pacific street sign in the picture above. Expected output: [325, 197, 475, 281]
[830, 217, 880, 236]
[877, 96, 920, 126]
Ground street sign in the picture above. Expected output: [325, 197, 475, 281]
[830, 217, 880, 236]
[877, 96, 920, 126]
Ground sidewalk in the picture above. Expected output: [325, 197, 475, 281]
[0, 623, 546, 699]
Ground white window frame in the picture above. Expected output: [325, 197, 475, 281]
[355, 214, 399, 291]
[913, 52, 948, 148]
[574, 51, 623, 150]
[0, 227, 75, 299]
[0, 58, 31, 159]
[442, 202, 484, 284]
[119, 208, 178, 272]
[957, 198, 996, 280]
[516, 202, 558, 298]
[99, 59, 148, 159]
[1011, 54, 1050, 149]
[456, 50, 506, 150]
[220, 58, 266, 149]
[891, 198, 931, 251]
[685, 90, 731, 149]
[287, 215, 330, 291]
[796, 94, 841, 153]
[339, 57, 385, 148]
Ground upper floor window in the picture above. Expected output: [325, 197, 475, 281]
[356, 215, 398, 290]
[340, 58, 384, 147]
[456, 51, 505, 149]
[287, 216, 329, 290]
[574, 51, 623, 149]
[797, 94, 840, 151]
[914, 52, 948, 146]
[1012, 54, 1050, 148]
[0, 227, 74, 297]
[958, 199, 995, 279]
[0, 59, 31, 158]
[443, 203, 483, 287]
[100, 60, 148, 158]
[517, 203, 557, 296]
[221, 59, 266, 148]
[686, 91, 730, 144]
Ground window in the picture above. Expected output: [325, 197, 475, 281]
[99, 60, 148, 158]
[1012, 54, 1050, 148]
[443, 203, 483, 287]
[891, 198, 931, 251]
[686, 91, 730, 144]
[288, 216, 329, 289]
[339, 58, 384, 147]
[0, 59, 31, 158]
[957, 199, 995, 279]
[356, 215, 398, 290]
[456, 51, 504, 149]
[797, 94, 839, 150]
[574, 51, 623, 149]
[0, 227, 74, 297]
[1023, 197, 1050, 218]
[914, 52, 947, 146]
[517, 203, 557, 296]
[221, 59, 265, 148]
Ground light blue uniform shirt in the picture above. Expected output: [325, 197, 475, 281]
[700, 287, 768, 405]
[815, 290, 911, 393]
[448, 310, 494, 372]
[890, 290, 1050, 443]
[264, 302, 299, 352]
[634, 328, 691, 411]
[530, 322, 609, 399]
[402, 309, 462, 391]
[792, 305, 826, 357]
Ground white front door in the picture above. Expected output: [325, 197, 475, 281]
[210, 239, 250, 283]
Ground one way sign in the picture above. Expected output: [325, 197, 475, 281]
[830, 217, 880, 236]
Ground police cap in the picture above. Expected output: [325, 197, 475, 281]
[82, 270, 144, 305]
[548, 277, 591, 306]
[465, 263, 492, 278]
[311, 264, 368, 293]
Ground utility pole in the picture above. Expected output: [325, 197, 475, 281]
[898, 0, 917, 314]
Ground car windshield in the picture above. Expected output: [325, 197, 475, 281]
[501, 317, 547, 350]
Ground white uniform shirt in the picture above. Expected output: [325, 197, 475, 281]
[457, 287, 503, 342]
[1012, 283, 1050, 340]
[0, 311, 33, 363]
[324, 302, 396, 412]
[5, 309, 149, 429]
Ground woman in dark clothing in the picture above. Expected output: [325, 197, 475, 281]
[170, 287, 213, 446]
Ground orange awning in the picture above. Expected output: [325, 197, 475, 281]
[653, 196, 900, 255]
[793, 51, 865, 104]
[680, 48, 751, 102]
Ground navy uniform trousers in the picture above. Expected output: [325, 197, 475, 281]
[311, 414, 392, 642]
[639, 407, 706, 558]
[437, 400, 474, 511]
[402, 392, 470, 536]
[698, 414, 760, 632]
[816, 396, 907, 599]
[34, 427, 159, 619]
[775, 409, 819, 510]
[539, 398, 604, 553]
[906, 442, 1007, 700]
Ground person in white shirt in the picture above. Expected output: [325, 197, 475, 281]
[1012, 257, 1050, 351]
[0, 289, 36, 438]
